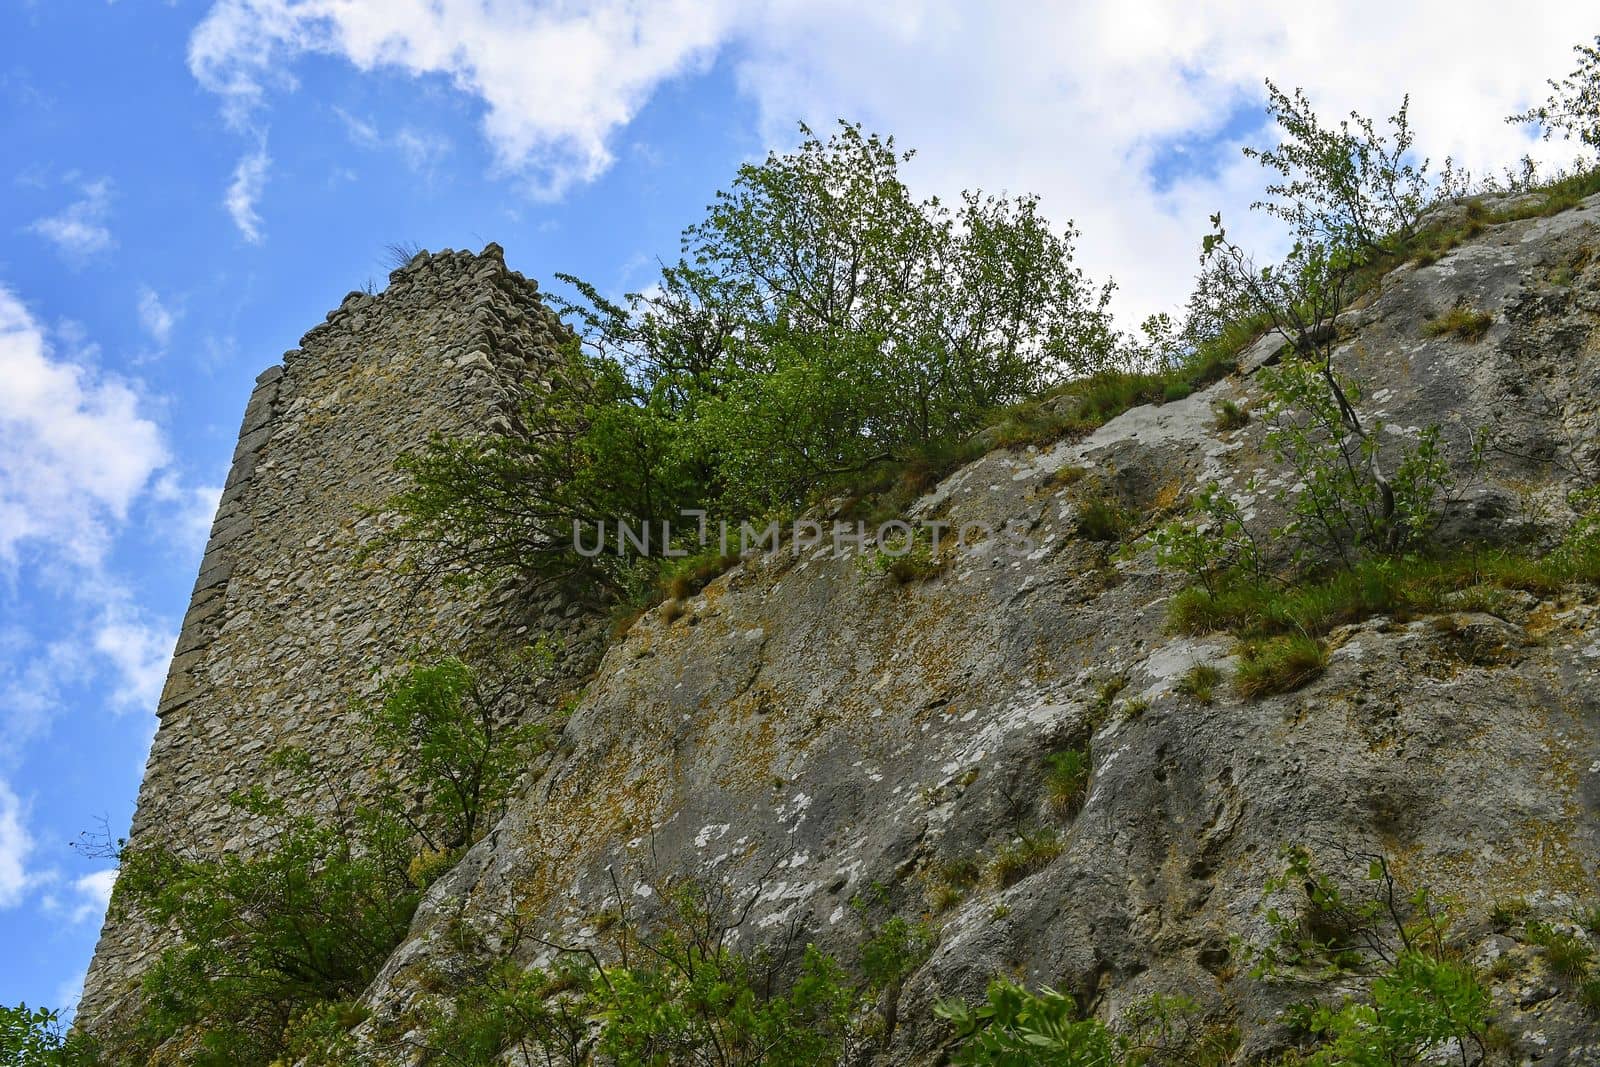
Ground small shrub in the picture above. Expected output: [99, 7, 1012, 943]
[936, 980, 1112, 1066]
[1162, 380, 1193, 403]
[1233, 634, 1327, 699]
[1423, 305, 1494, 342]
[988, 827, 1064, 888]
[927, 857, 982, 914]
[1212, 398, 1250, 431]
[1526, 920, 1595, 979]
[1490, 896, 1531, 932]
[1043, 747, 1092, 816]
[1177, 663, 1223, 704]
[1076, 493, 1132, 543]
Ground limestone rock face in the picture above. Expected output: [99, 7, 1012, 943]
[87, 194, 1600, 1063]
[355, 196, 1600, 1062]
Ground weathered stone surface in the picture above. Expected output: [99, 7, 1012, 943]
[348, 193, 1600, 1063]
[89, 193, 1600, 1064]
[79, 247, 600, 1027]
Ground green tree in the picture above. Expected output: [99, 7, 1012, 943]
[1510, 35, 1600, 152]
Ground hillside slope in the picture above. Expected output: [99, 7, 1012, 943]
[346, 193, 1600, 1062]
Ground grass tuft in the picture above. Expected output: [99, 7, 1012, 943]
[988, 827, 1064, 889]
[1233, 634, 1327, 699]
[1042, 747, 1091, 816]
[1177, 663, 1223, 704]
[1212, 399, 1250, 431]
[1423, 305, 1494, 342]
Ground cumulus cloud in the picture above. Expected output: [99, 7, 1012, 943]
[70, 869, 117, 925]
[136, 287, 178, 347]
[225, 143, 271, 243]
[0, 778, 34, 909]
[28, 178, 115, 264]
[189, 1, 1597, 320]
[0, 285, 168, 569]
[724, 0, 1598, 319]
[93, 615, 174, 712]
[189, 0, 735, 197]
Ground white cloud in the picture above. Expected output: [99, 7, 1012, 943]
[152, 474, 222, 556]
[136, 287, 178, 347]
[0, 778, 34, 909]
[190, 0, 735, 198]
[0, 285, 168, 569]
[723, 0, 1599, 321]
[189, 1, 1598, 321]
[28, 178, 115, 264]
[70, 869, 117, 925]
[226, 143, 271, 243]
[93, 614, 174, 712]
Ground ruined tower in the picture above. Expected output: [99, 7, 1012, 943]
[79, 245, 568, 1024]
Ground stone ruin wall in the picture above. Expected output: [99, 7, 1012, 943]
[79, 244, 584, 1023]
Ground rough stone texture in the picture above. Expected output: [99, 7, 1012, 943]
[78, 245, 594, 1026]
[87, 193, 1600, 1064]
[346, 195, 1600, 1062]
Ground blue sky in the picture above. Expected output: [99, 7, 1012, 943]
[0, 0, 1592, 1016]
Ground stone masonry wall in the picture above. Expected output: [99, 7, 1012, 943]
[79, 244, 571, 1024]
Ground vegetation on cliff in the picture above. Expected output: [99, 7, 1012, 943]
[22, 31, 1600, 1067]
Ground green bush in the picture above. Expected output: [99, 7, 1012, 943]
[1, 1004, 98, 1066]
[1043, 747, 1092, 816]
[96, 653, 558, 1065]
[419, 871, 870, 1065]
[1233, 634, 1327, 699]
[1252, 849, 1492, 1065]
[936, 980, 1114, 1066]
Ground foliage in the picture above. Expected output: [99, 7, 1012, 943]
[1232, 634, 1327, 699]
[1422, 305, 1494, 342]
[1043, 747, 1092, 816]
[1246, 81, 1432, 257]
[99, 653, 556, 1065]
[1150, 483, 1264, 595]
[364, 643, 555, 853]
[987, 827, 1064, 889]
[418, 864, 872, 1065]
[381, 121, 1124, 599]
[1, 1004, 98, 1066]
[936, 982, 1233, 1067]
[936, 980, 1114, 1066]
[1509, 35, 1600, 151]
[1251, 848, 1490, 1066]
[116, 799, 418, 1066]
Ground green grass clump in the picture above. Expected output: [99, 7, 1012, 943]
[1169, 544, 1600, 646]
[1076, 495, 1132, 542]
[1233, 634, 1327, 699]
[1176, 663, 1223, 704]
[926, 856, 981, 914]
[1042, 747, 1091, 816]
[988, 828, 1064, 888]
[1212, 399, 1250, 431]
[1527, 921, 1595, 979]
[1423, 306, 1494, 342]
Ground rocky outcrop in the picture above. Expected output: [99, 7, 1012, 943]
[85, 192, 1600, 1063]
[350, 195, 1600, 1061]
